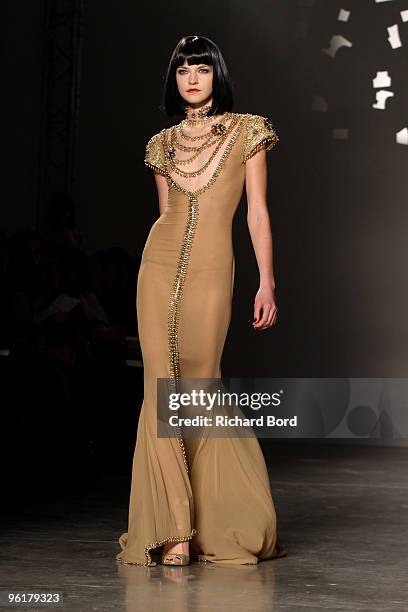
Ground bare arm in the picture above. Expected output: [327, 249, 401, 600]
[245, 148, 278, 331]
[154, 173, 169, 216]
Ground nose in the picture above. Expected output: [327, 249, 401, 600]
[188, 72, 198, 84]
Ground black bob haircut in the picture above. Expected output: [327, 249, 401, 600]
[160, 35, 234, 117]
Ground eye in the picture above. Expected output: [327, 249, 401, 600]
[199, 68, 209, 73]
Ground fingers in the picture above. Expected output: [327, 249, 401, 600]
[253, 303, 270, 329]
[265, 306, 276, 328]
[253, 303, 278, 330]
[253, 302, 262, 325]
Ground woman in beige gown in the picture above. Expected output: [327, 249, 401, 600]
[116, 35, 285, 567]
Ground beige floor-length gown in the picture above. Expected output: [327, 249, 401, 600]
[116, 111, 283, 566]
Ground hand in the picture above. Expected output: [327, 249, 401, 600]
[253, 286, 278, 331]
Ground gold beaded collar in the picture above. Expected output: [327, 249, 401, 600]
[184, 102, 215, 125]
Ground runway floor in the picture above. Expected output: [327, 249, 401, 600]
[2, 442, 407, 611]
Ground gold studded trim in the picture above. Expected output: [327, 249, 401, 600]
[117, 528, 198, 567]
[242, 136, 277, 163]
[167, 193, 199, 474]
[144, 130, 168, 176]
[144, 160, 167, 177]
[241, 114, 279, 163]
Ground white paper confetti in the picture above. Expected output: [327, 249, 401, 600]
[338, 9, 351, 22]
[372, 90, 394, 109]
[387, 24, 402, 49]
[322, 35, 353, 58]
[372, 71, 391, 88]
[396, 127, 408, 145]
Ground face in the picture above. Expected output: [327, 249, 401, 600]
[175, 60, 213, 106]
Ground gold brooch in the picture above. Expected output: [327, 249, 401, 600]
[211, 123, 227, 136]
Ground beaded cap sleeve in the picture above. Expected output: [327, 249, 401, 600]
[144, 130, 167, 176]
[241, 114, 279, 163]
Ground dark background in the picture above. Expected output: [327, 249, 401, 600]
[2, 0, 408, 504]
[4, 1, 408, 376]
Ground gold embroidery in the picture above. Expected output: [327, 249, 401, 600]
[241, 114, 279, 163]
[144, 113, 278, 176]
[178, 111, 230, 141]
[164, 114, 246, 197]
[144, 130, 167, 176]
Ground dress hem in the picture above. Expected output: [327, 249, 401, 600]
[116, 527, 198, 567]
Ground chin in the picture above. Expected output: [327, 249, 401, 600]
[185, 95, 208, 104]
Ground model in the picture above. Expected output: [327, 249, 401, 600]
[116, 34, 285, 567]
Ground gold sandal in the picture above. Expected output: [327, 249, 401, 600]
[161, 551, 190, 566]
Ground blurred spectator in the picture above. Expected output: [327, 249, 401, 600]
[0, 222, 141, 483]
